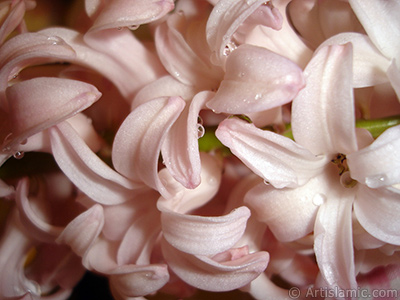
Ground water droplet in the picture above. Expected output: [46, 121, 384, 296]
[223, 41, 237, 56]
[238, 72, 245, 78]
[312, 193, 325, 206]
[197, 115, 204, 126]
[47, 36, 64, 45]
[117, 27, 122, 30]
[13, 151, 24, 159]
[263, 180, 270, 185]
[365, 174, 387, 188]
[128, 24, 139, 30]
[197, 124, 205, 138]
[20, 139, 28, 145]
[255, 93, 262, 100]
[340, 171, 357, 188]
[173, 71, 180, 78]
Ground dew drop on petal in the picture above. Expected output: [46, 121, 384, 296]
[197, 124, 205, 139]
[263, 179, 270, 185]
[197, 115, 204, 126]
[13, 151, 24, 159]
[20, 139, 28, 145]
[47, 36, 64, 45]
[312, 193, 325, 206]
[365, 174, 387, 188]
[255, 93, 262, 100]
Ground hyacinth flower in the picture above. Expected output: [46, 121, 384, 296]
[1, 0, 400, 300]
[216, 41, 400, 299]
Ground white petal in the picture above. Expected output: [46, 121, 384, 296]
[347, 125, 400, 189]
[292, 43, 358, 156]
[314, 192, 357, 292]
[354, 185, 400, 245]
[216, 118, 327, 188]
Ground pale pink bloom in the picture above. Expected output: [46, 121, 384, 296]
[55, 152, 269, 298]
[216, 43, 400, 297]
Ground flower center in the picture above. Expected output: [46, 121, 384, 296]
[331, 153, 357, 188]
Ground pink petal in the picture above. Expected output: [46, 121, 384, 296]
[157, 152, 222, 214]
[0, 0, 27, 44]
[112, 96, 185, 196]
[244, 0, 312, 69]
[155, 12, 223, 89]
[206, 44, 305, 114]
[116, 207, 160, 266]
[15, 178, 63, 243]
[317, 33, 391, 87]
[216, 118, 327, 188]
[314, 192, 357, 292]
[49, 121, 140, 205]
[0, 32, 76, 100]
[206, 0, 282, 66]
[56, 204, 104, 257]
[161, 238, 269, 292]
[354, 186, 400, 245]
[39, 27, 165, 99]
[347, 125, 400, 189]
[109, 264, 170, 298]
[292, 43, 358, 156]
[89, 0, 174, 32]
[3, 77, 100, 153]
[159, 206, 251, 256]
[349, 0, 400, 63]
[161, 91, 214, 189]
[245, 173, 332, 242]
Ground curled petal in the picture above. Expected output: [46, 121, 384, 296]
[49, 122, 140, 205]
[161, 238, 269, 292]
[206, 0, 282, 67]
[39, 27, 164, 99]
[158, 152, 222, 214]
[112, 96, 185, 196]
[161, 91, 214, 189]
[56, 204, 104, 257]
[347, 125, 400, 189]
[117, 208, 161, 266]
[90, 0, 174, 32]
[155, 12, 223, 89]
[16, 178, 63, 243]
[206, 44, 305, 114]
[159, 206, 251, 256]
[292, 43, 358, 156]
[0, 0, 30, 45]
[3, 77, 101, 152]
[317, 33, 391, 87]
[354, 186, 400, 245]
[216, 118, 327, 188]
[245, 0, 312, 69]
[0, 32, 76, 101]
[110, 264, 169, 298]
[314, 193, 357, 292]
